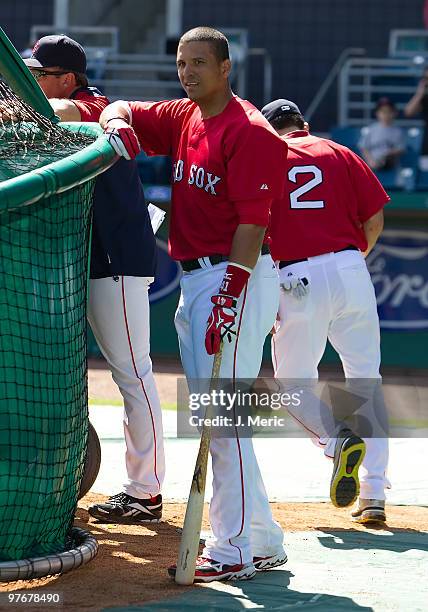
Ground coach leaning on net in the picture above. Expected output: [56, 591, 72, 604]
[25, 35, 165, 524]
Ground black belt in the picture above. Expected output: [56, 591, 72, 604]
[278, 246, 358, 269]
[181, 244, 270, 272]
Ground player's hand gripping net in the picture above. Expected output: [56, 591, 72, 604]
[104, 119, 141, 160]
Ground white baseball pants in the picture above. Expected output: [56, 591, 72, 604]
[272, 250, 389, 500]
[175, 254, 284, 565]
[87, 276, 165, 499]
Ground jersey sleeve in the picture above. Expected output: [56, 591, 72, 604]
[72, 94, 109, 121]
[128, 99, 187, 156]
[345, 149, 390, 221]
[234, 198, 272, 226]
[226, 123, 288, 202]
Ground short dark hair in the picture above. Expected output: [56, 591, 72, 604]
[375, 96, 395, 112]
[270, 113, 305, 131]
[179, 27, 230, 62]
[75, 72, 88, 88]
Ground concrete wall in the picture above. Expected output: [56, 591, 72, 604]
[68, 0, 166, 53]
[0, 0, 165, 55]
[0, 0, 53, 52]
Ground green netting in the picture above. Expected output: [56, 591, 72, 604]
[0, 75, 115, 561]
[0, 183, 93, 561]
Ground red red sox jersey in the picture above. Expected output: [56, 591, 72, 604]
[269, 131, 390, 261]
[128, 96, 288, 260]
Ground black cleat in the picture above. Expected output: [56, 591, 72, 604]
[88, 492, 162, 524]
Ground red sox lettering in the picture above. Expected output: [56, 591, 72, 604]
[173, 160, 221, 195]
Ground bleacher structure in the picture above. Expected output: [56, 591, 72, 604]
[334, 29, 428, 192]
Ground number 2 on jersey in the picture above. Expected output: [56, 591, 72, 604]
[288, 165, 325, 209]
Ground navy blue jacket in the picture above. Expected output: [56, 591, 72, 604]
[90, 158, 157, 279]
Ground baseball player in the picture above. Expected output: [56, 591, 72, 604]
[262, 99, 390, 525]
[100, 27, 288, 582]
[25, 35, 165, 522]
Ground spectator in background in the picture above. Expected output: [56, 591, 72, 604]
[359, 97, 405, 171]
[404, 67, 428, 171]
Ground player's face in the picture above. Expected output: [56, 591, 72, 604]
[29, 67, 72, 98]
[176, 41, 230, 103]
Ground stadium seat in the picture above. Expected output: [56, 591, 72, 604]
[374, 168, 401, 190]
[400, 148, 419, 173]
[416, 170, 428, 190]
[406, 126, 423, 152]
[396, 167, 416, 191]
[150, 156, 172, 184]
[136, 152, 172, 185]
[330, 126, 362, 153]
[136, 151, 156, 184]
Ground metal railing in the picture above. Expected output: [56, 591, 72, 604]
[247, 48, 272, 105]
[338, 56, 425, 126]
[86, 50, 271, 103]
[87, 53, 181, 101]
[305, 47, 365, 122]
[30, 25, 120, 57]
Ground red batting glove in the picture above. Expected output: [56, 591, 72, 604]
[104, 124, 141, 160]
[205, 294, 238, 355]
[205, 263, 251, 355]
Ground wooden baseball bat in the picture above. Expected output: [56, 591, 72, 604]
[175, 345, 223, 585]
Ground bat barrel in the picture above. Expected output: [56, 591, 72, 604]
[174, 347, 223, 584]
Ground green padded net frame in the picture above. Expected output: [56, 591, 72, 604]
[0, 47, 115, 569]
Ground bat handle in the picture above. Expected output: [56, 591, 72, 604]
[211, 342, 223, 382]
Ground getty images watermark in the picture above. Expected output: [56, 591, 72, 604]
[176, 377, 427, 439]
[187, 387, 301, 429]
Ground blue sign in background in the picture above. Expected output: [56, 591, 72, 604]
[149, 239, 181, 304]
[367, 229, 428, 330]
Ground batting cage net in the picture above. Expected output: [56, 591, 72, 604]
[0, 75, 115, 570]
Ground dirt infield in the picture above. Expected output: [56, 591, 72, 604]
[1, 496, 427, 611]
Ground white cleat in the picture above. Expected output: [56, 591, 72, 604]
[253, 549, 288, 571]
[168, 557, 256, 583]
[351, 498, 386, 525]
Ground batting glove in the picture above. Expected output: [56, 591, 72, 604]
[205, 294, 238, 355]
[104, 125, 141, 160]
[281, 272, 309, 299]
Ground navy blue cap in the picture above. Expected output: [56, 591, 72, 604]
[261, 99, 302, 123]
[24, 35, 86, 73]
